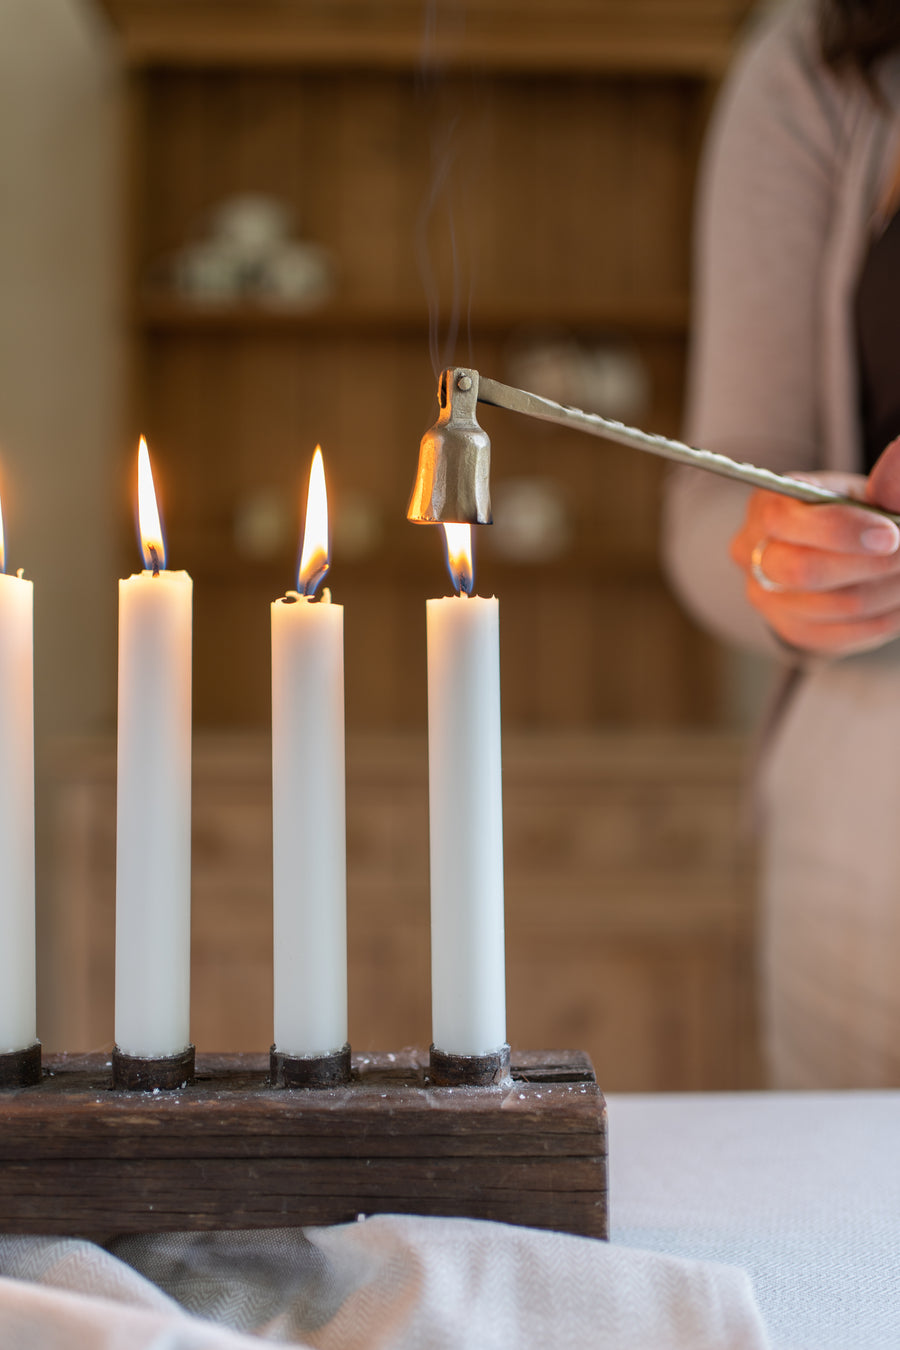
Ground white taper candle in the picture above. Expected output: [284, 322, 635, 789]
[271, 447, 347, 1058]
[115, 439, 192, 1058]
[0, 493, 36, 1053]
[427, 526, 506, 1056]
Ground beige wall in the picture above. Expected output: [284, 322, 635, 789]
[0, 0, 121, 1039]
[0, 0, 120, 740]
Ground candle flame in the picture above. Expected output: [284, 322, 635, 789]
[0, 487, 5, 575]
[443, 523, 474, 595]
[137, 436, 166, 572]
[297, 446, 330, 596]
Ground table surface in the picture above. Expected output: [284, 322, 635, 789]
[609, 1091, 900, 1350]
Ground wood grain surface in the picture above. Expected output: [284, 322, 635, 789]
[96, 0, 754, 76]
[0, 1050, 608, 1240]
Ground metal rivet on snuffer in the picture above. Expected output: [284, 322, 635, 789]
[456, 375, 473, 391]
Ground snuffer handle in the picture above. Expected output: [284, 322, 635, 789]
[476, 372, 900, 525]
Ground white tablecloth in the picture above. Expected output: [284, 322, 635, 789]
[0, 1091, 897, 1349]
[611, 1091, 900, 1350]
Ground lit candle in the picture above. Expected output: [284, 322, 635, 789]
[0, 489, 36, 1058]
[427, 525, 506, 1057]
[115, 437, 192, 1060]
[271, 446, 347, 1063]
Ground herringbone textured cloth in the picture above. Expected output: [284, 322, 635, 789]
[0, 1216, 769, 1350]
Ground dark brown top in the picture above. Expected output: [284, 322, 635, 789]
[856, 208, 900, 472]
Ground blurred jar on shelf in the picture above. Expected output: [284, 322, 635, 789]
[153, 192, 337, 308]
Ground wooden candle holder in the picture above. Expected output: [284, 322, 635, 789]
[0, 1049, 607, 1241]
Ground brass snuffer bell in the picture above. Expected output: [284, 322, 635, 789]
[406, 368, 493, 526]
[408, 366, 900, 527]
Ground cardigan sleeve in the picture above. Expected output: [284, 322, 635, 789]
[662, 1, 848, 655]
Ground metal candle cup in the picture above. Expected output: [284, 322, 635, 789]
[112, 1044, 195, 1092]
[0, 1043, 41, 1090]
[429, 1044, 511, 1088]
[269, 1044, 351, 1089]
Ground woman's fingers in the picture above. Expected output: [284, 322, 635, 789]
[749, 568, 900, 623]
[730, 460, 900, 657]
[743, 481, 900, 557]
[747, 569, 900, 653]
[732, 535, 900, 591]
[749, 594, 900, 656]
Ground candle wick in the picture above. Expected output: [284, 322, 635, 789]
[148, 545, 161, 577]
[298, 561, 329, 599]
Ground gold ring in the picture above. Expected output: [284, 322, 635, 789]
[750, 539, 786, 593]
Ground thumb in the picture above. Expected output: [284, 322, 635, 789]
[865, 434, 900, 513]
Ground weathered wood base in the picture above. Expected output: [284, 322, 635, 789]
[0, 1050, 607, 1240]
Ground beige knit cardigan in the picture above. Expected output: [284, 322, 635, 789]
[663, 0, 900, 1086]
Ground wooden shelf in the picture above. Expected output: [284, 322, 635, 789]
[136, 293, 690, 336]
[97, 0, 753, 76]
[103, 0, 731, 732]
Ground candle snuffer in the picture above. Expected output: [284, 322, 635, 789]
[407, 366, 900, 527]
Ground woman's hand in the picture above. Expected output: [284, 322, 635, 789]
[730, 439, 900, 656]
